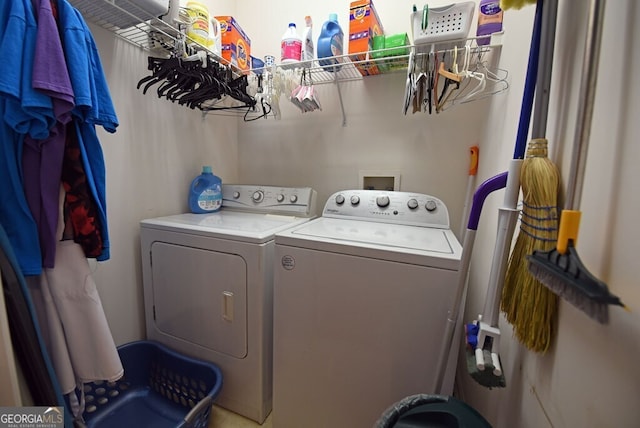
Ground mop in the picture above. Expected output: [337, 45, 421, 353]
[433, 171, 507, 393]
[527, 0, 626, 324]
[464, 0, 544, 388]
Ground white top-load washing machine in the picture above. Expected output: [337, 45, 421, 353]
[140, 185, 317, 424]
[273, 189, 464, 428]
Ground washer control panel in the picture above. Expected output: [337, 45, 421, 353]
[323, 190, 450, 228]
[222, 185, 317, 217]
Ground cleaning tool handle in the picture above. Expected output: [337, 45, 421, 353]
[484, 159, 523, 326]
[504, 159, 523, 209]
[556, 210, 582, 254]
[513, 0, 544, 159]
[531, 0, 558, 139]
[467, 172, 507, 231]
[565, 0, 605, 210]
[475, 347, 485, 371]
[485, 206, 520, 324]
[459, 146, 480, 238]
[491, 352, 502, 376]
[435, 227, 479, 393]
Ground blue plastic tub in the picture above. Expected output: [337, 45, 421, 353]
[81, 340, 223, 428]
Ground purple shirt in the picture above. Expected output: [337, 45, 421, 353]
[22, 0, 75, 268]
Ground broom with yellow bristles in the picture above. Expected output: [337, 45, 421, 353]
[500, 0, 561, 353]
[500, 0, 536, 10]
[501, 139, 560, 352]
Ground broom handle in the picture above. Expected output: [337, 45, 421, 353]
[484, 159, 522, 325]
[565, 0, 605, 209]
[531, 0, 558, 139]
[513, 0, 544, 159]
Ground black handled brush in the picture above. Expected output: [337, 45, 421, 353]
[528, 238, 626, 324]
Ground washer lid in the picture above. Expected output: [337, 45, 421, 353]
[140, 211, 314, 243]
[291, 217, 454, 252]
[277, 217, 462, 269]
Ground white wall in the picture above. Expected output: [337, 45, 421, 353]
[235, 0, 515, 231]
[88, 16, 239, 345]
[86, 0, 640, 426]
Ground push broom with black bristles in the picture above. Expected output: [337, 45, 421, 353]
[527, 0, 627, 324]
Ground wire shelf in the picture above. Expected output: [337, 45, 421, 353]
[71, 0, 505, 122]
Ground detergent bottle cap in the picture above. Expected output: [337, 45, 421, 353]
[202, 165, 212, 173]
[288, 22, 296, 28]
[329, 13, 338, 22]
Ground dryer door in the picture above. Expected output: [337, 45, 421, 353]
[149, 242, 247, 358]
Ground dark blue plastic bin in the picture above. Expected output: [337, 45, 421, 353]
[82, 340, 223, 428]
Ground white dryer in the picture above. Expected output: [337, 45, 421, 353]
[273, 190, 464, 428]
[140, 185, 317, 423]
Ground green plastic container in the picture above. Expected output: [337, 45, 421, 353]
[371, 33, 409, 73]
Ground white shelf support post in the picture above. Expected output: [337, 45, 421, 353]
[334, 72, 347, 127]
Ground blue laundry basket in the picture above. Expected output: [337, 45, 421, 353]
[81, 340, 223, 428]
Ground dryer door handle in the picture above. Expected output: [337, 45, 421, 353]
[222, 291, 234, 322]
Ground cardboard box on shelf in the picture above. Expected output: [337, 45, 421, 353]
[348, 0, 384, 76]
[215, 16, 251, 73]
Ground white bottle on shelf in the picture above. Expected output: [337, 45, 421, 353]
[281, 22, 302, 68]
[301, 16, 314, 67]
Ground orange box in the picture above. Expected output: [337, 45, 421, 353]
[348, 0, 384, 76]
[215, 16, 251, 73]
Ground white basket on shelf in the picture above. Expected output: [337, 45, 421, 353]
[412, 2, 476, 51]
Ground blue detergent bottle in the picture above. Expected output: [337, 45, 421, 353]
[189, 166, 222, 214]
[317, 13, 343, 72]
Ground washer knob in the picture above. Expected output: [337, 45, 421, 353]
[233, 191, 240, 199]
[335, 194, 345, 205]
[376, 195, 390, 207]
[407, 198, 419, 209]
[350, 195, 360, 205]
[252, 190, 264, 203]
[276, 194, 285, 202]
[425, 200, 437, 212]
[290, 195, 298, 203]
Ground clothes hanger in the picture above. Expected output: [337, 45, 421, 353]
[434, 48, 464, 112]
[413, 55, 428, 114]
[182, 67, 228, 109]
[138, 57, 180, 94]
[449, 47, 509, 106]
[171, 59, 217, 104]
[244, 93, 272, 122]
[438, 59, 462, 83]
[161, 55, 211, 102]
[455, 46, 487, 103]
[402, 50, 416, 114]
[423, 50, 435, 114]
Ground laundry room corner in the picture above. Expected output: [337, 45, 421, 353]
[2, 0, 639, 426]
[85, 20, 241, 346]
